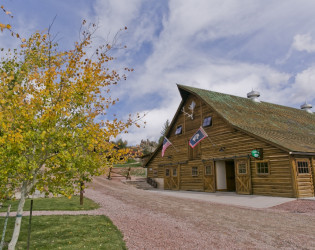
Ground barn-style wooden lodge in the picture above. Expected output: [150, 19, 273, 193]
[145, 84, 315, 198]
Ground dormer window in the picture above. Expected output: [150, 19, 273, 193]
[203, 116, 212, 127]
[175, 125, 182, 135]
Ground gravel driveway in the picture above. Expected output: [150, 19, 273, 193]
[84, 176, 315, 250]
[1, 176, 314, 249]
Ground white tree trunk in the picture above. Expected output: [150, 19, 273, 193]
[8, 182, 27, 250]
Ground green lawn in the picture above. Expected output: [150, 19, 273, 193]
[0, 196, 100, 212]
[0, 215, 126, 250]
[114, 158, 142, 168]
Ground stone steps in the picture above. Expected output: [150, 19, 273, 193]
[124, 178, 155, 190]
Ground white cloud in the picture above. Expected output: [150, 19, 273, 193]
[284, 66, 315, 104]
[121, 103, 180, 145]
[93, 0, 143, 35]
[88, 0, 315, 144]
[292, 33, 315, 53]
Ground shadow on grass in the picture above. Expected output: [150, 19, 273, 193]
[0, 215, 126, 250]
[0, 196, 100, 213]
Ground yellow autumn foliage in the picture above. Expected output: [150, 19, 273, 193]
[0, 22, 137, 201]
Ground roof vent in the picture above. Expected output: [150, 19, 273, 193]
[247, 90, 260, 103]
[300, 102, 313, 113]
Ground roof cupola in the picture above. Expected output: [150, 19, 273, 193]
[300, 102, 313, 113]
[247, 90, 260, 102]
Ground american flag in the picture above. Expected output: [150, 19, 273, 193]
[189, 127, 208, 148]
[162, 137, 172, 157]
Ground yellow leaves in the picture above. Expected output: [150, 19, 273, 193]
[40, 131, 46, 139]
[6, 24, 11, 29]
[7, 75, 14, 81]
[0, 21, 140, 205]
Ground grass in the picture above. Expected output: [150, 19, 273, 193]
[0, 196, 100, 213]
[114, 158, 142, 168]
[130, 168, 146, 177]
[108, 166, 146, 177]
[0, 215, 126, 250]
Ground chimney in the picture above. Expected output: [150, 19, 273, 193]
[247, 90, 260, 103]
[300, 102, 313, 113]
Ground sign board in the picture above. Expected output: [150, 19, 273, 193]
[251, 149, 260, 158]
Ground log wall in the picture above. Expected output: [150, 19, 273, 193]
[146, 93, 313, 197]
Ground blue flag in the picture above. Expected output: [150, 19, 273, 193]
[189, 127, 208, 148]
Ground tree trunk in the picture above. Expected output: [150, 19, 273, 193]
[8, 182, 27, 250]
[80, 182, 84, 205]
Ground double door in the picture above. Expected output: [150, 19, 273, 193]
[164, 166, 179, 190]
[205, 159, 252, 194]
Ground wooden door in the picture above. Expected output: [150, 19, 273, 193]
[164, 166, 179, 190]
[164, 167, 171, 190]
[235, 158, 252, 194]
[203, 161, 216, 192]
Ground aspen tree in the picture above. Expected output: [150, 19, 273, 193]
[0, 22, 136, 249]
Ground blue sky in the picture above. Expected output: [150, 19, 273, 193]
[1, 0, 315, 145]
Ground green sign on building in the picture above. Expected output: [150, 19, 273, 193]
[251, 149, 260, 158]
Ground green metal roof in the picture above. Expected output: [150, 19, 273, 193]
[178, 84, 315, 153]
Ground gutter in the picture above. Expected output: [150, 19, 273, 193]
[289, 151, 315, 156]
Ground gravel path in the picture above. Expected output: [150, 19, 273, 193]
[85, 176, 315, 250]
[1, 176, 315, 249]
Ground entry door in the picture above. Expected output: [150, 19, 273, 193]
[226, 161, 236, 191]
[164, 166, 179, 190]
[203, 161, 216, 192]
[235, 158, 252, 194]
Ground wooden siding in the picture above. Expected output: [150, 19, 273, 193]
[147, 93, 298, 197]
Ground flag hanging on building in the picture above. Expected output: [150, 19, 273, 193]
[189, 127, 208, 148]
[162, 137, 172, 157]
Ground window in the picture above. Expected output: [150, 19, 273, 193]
[192, 167, 198, 176]
[175, 125, 182, 135]
[172, 168, 177, 177]
[165, 168, 170, 177]
[237, 162, 247, 174]
[296, 160, 310, 174]
[256, 161, 269, 174]
[205, 165, 213, 175]
[203, 116, 212, 127]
